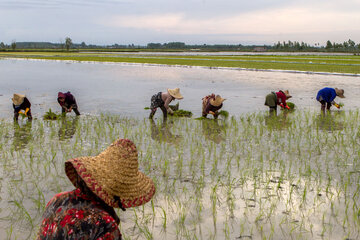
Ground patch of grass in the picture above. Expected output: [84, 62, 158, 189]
[1, 52, 360, 74]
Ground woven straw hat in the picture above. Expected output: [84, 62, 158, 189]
[167, 88, 183, 99]
[65, 139, 155, 209]
[283, 90, 292, 99]
[209, 95, 226, 107]
[335, 88, 345, 98]
[12, 94, 25, 105]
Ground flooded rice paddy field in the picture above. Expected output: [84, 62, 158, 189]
[0, 111, 360, 239]
[0, 58, 360, 239]
[0, 58, 360, 119]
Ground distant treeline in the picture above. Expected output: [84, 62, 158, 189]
[1, 39, 360, 53]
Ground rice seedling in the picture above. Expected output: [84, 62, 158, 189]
[0, 110, 359, 239]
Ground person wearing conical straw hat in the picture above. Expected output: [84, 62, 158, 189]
[37, 139, 155, 239]
[12, 93, 32, 121]
[264, 90, 292, 115]
[316, 87, 345, 112]
[202, 93, 226, 119]
[149, 88, 183, 119]
[58, 91, 80, 115]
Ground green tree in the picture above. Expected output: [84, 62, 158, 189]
[0, 42, 5, 49]
[65, 37, 72, 51]
[11, 41, 16, 50]
[325, 40, 333, 50]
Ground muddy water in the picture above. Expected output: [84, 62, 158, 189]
[0, 58, 359, 120]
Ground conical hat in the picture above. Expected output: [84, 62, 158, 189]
[167, 88, 183, 99]
[65, 139, 155, 208]
[283, 90, 292, 99]
[209, 95, 226, 107]
[335, 88, 345, 98]
[12, 94, 25, 105]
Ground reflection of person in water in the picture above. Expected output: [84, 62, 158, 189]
[316, 112, 344, 131]
[12, 94, 32, 121]
[201, 119, 225, 144]
[58, 117, 79, 140]
[13, 120, 32, 150]
[150, 119, 182, 144]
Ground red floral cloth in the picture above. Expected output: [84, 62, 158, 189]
[37, 189, 121, 240]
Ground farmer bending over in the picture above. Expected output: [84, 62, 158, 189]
[57, 91, 80, 115]
[264, 90, 292, 115]
[149, 88, 183, 119]
[202, 94, 226, 119]
[37, 139, 155, 240]
[12, 93, 32, 121]
[316, 87, 345, 112]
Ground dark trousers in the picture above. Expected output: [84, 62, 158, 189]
[149, 106, 167, 119]
[320, 100, 331, 112]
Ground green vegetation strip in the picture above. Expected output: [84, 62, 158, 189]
[1, 52, 359, 74]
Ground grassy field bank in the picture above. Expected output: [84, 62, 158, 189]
[0, 111, 359, 239]
[1, 52, 359, 74]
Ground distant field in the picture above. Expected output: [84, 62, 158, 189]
[1, 52, 359, 75]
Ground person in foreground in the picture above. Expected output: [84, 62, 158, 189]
[264, 90, 292, 115]
[316, 87, 345, 112]
[37, 139, 156, 240]
[202, 94, 226, 119]
[12, 93, 32, 121]
[57, 91, 80, 115]
[149, 88, 183, 119]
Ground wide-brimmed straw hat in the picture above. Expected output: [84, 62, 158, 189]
[209, 95, 226, 107]
[65, 139, 156, 209]
[167, 88, 183, 99]
[12, 94, 25, 105]
[335, 88, 345, 98]
[283, 90, 292, 99]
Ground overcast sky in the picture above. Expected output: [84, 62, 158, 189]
[1, 0, 359, 46]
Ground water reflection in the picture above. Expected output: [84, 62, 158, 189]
[201, 119, 226, 144]
[150, 119, 182, 144]
[265, 111, 293, 130]
[58, 117, 79, 140]
[13, 121, 32, 150]
[316, 111, 344, 131]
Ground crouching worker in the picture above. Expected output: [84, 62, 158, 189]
[12, 93, 32, 121]
[57, 91, 80, 115]
[149, 88, 183, 119]
[202, 94, 226, 119]
[264, 90, 292, 115]
[36, 139, 155, 240]
[316, 87, 345, 113]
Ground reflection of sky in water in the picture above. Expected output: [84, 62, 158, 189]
[0, 59, 358, 119]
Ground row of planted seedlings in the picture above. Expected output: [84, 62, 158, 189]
[0, 110, 359, 239]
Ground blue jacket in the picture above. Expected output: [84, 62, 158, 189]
[316, 88, 336, 103]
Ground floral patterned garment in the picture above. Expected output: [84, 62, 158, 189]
[37, 189, 121, 240]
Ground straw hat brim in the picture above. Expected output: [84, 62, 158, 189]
[12, 94, 26, 105]
[335, 88, 345, 98]
[65, 140, 155, 208]
[167, 89, 183, 99]
[209, 97, 226, 107]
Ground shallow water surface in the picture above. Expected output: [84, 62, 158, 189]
[0, 58, 359, 119]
